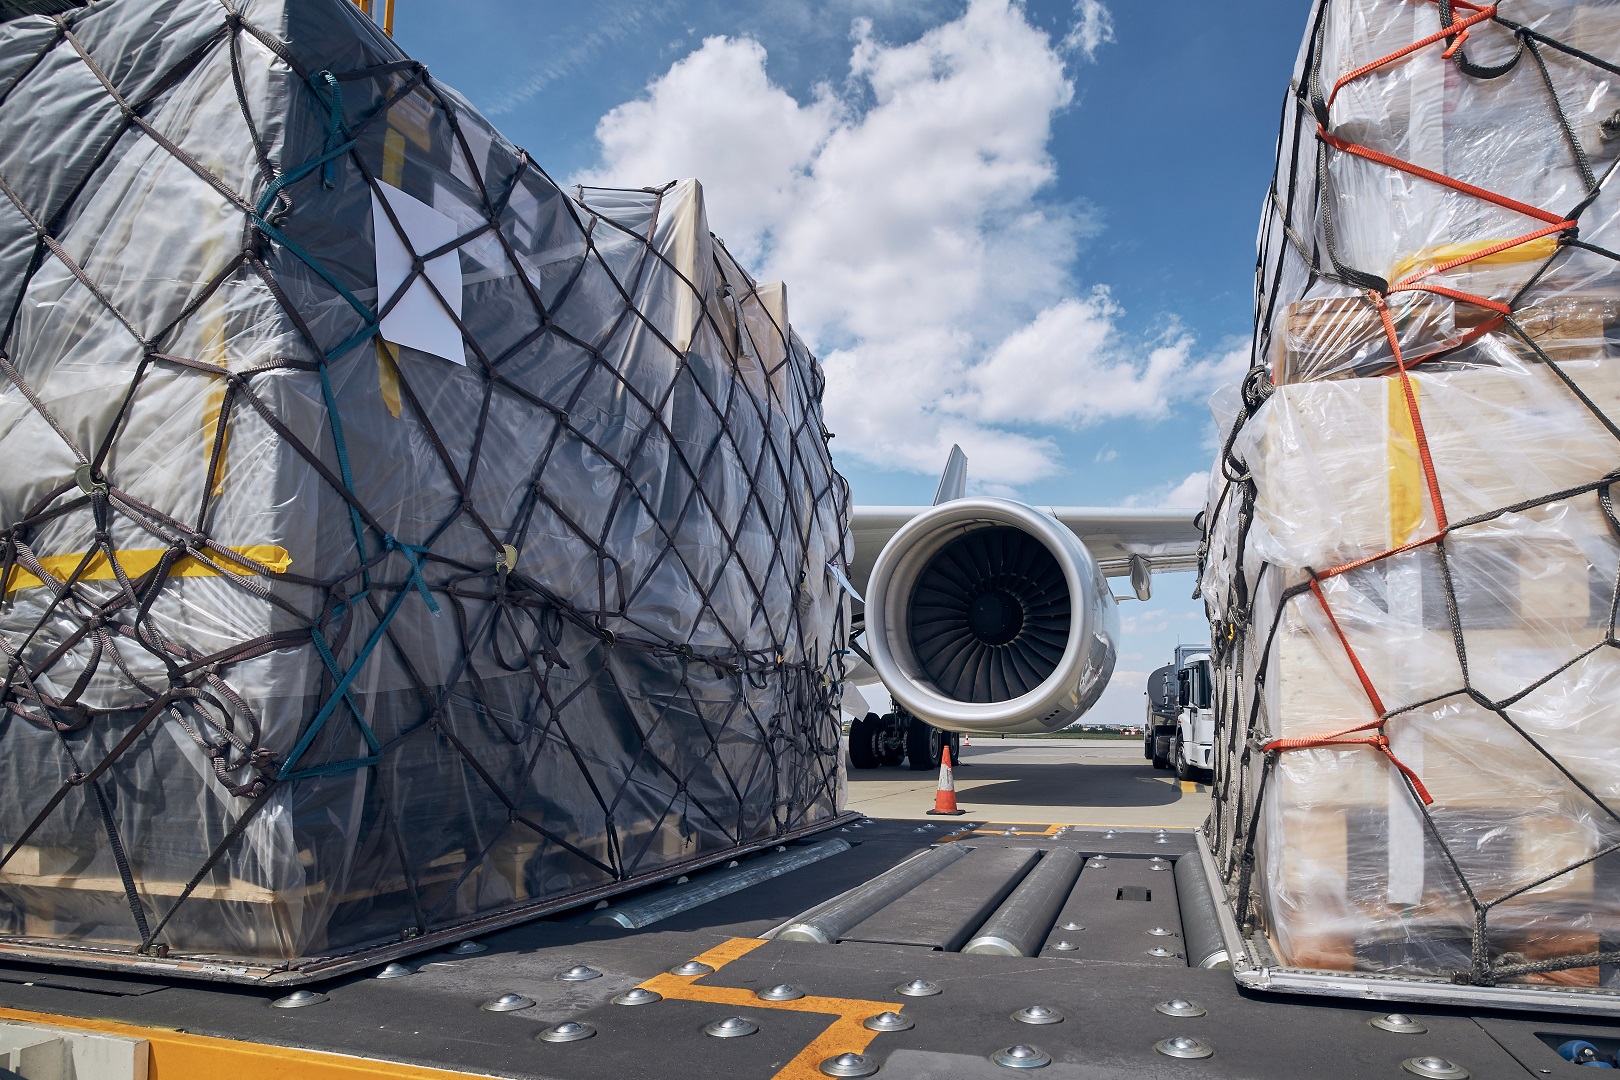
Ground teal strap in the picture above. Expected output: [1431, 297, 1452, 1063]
[278, 538, 436, 781]
[311, 70, 345, 189]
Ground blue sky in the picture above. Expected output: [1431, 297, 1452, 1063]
[387, 0, 1311, 723]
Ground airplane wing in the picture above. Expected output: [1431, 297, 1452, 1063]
[847, 505, 1202, 600]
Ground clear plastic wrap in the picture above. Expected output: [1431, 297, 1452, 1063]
[0, 0, 850, 979]
[1203, 0, 1620, 991]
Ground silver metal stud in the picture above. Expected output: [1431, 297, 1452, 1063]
[1401, 1057, 1468, 1080]
[1102, 830, 1117, 839]
[758, 984, 805, 1001]
[863, 1011, 914, 1032]
[1085, 857, 1108, 869]
[1051, 940, 1077, 951]
[538, 1021, 595, 1043]
[1146, 946, 1178, 958]
[895, 978, 941, 997]
[670, 960, 715, 977]
[271, 989, 327, 1009]
[821, 1052, 879, 1077]
[1154, 835, 1171, 844]
[613, 987, 662, 1006]
[704, 1016, 759, 1038]
[557, 964, 601, 982]
[448, 940, 486, 956]
[375, 962, 413, 980]
[481, 992, 535, 1013]
[1011, 1005, 1063, 1026]
[1146, 927, 1175, 937]
[1149, 857, 1172, 870]
[1155, 999, 1207, 1018]
[1155, 1036, 1213, 1060]
[992, 1044, 1052, 1069]
[1369, 1013, 1427, 1034]
[1060, 922, 1084, 932]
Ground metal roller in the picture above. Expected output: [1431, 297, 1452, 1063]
[591, 839, 852, 929]
[1174, 852, 1230, 969]
[772, 843, 971, 944]
[962, 849, 1082, 956]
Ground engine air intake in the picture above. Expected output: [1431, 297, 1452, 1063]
[909, 526, 1070, 702]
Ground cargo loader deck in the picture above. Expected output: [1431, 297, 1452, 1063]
[0, 818, 1610, 1079]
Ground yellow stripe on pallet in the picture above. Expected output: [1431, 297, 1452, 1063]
[3, 545, 291, 596]
[0, 1006, 505, 1080]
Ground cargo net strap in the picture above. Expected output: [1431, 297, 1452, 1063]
[1205, 0, 1620, 988]
[0, 2, 847, 958]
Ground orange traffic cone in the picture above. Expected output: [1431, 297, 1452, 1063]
[927, 743, 967, 816]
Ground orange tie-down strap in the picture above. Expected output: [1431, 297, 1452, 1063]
[2, 545, 291, 597]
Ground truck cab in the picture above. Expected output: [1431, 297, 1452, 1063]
[1144, 645, 1213, 780]
[1173, 649, 1214, 781]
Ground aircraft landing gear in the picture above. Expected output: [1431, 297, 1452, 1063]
[848, 708, 957, 770]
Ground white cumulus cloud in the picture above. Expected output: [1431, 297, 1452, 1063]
[1063, 0, 1115, 60]
[575, 0, 1229, 488]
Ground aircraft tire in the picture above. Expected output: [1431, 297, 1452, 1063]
[906, 716, 943, 770]
[849, 713, 881, 770]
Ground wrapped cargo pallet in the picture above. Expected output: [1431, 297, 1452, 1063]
[0, 0, 851, 983]
[1202, 0, 1620, 1006]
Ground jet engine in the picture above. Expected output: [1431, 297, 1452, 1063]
[865, 498, 1118, 735]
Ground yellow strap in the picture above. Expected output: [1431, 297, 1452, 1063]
[4, 546, 291, 597]
[376, 339, 403, 418]
[1388, 378, 1424, 546]
[1388, 234, 1558, 284]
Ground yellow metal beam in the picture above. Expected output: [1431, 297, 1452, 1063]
[0, 1006, 504, 1080]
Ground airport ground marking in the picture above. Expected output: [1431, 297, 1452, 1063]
[644, 937, 905, 1080]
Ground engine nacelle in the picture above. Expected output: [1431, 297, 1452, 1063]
[865, 499, 1118, 735]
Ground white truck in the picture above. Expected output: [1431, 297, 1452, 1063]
[1143, 643, 1213, 781]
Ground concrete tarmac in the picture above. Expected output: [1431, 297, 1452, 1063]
[844, 737, 1212, 828]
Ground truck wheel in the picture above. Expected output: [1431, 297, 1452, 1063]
[1151, 735, 1170, 771]
[906, 716, 943, 770]
[878, 714, 908, 767]
[1175, 736, 1195, 782]
[849, 713, 880, 769]
[1144, 731, 1153, 760]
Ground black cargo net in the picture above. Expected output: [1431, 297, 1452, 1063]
[0, 0, 848, 967]
[1203, 0, 1620, 989]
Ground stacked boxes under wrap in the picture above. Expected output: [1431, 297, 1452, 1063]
[1203, 0, 1620, 988]
[0, 0, 849, 976]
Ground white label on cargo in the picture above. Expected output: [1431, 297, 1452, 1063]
[372, 180, 466, 366]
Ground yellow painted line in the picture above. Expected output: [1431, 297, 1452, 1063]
[644, 938, 904, 1080]
[0, 1006, 502, 1079]
[940, 819, 1192, 832]
[1180, 780, 1198, 794]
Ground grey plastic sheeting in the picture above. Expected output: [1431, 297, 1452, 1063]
[0, 0, 850, 973]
